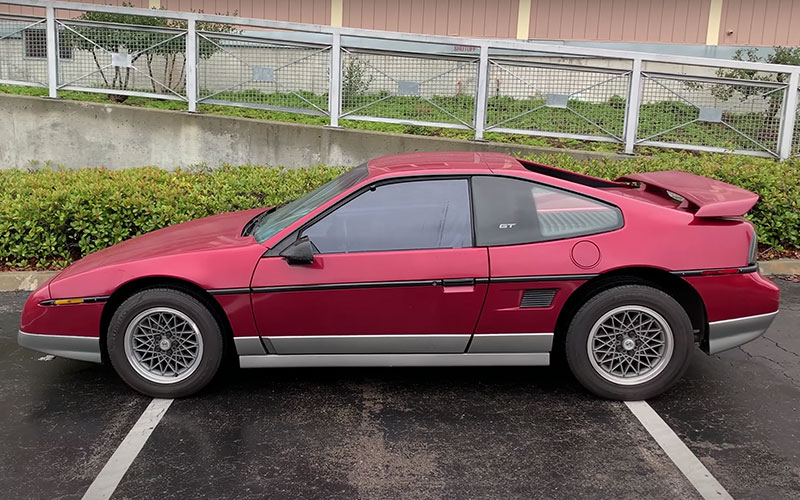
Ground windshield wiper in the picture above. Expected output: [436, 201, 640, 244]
[241, 209, 271, 237]
[241, 199, 296, 237]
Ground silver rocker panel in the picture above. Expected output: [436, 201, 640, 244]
[239, 352, 549, 368]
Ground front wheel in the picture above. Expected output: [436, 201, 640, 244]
[107, 288, 223, 398]
[565, 284, 694, 400]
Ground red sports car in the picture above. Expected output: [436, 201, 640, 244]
[18, 152, 780, 399]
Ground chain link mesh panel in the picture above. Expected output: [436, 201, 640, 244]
[0, 14, 47, 86]
[485, 58, 630, 141]
[56, 20, 187, 99]
[340, 48, 478, 129]
[637, 70, 787, 156]
[197, 32, 330, 115]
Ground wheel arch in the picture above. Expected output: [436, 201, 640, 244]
[554, 267, 708, 348]
[99, 276, 236, 364]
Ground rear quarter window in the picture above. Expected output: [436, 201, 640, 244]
[472, 176, 623, 246]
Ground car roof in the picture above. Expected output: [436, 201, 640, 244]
[366, 152, 525, 177]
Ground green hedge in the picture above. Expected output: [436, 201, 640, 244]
[1, 153, 798, 269]
[0, 165, 345, 268]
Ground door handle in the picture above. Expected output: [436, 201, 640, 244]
[441, 278, 475, 287]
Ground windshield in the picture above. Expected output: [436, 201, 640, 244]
[252, 165, 368, 243]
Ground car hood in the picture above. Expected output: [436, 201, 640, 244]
[52, 208, 267, 283]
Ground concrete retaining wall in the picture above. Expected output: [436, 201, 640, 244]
[0, 93, 624, 169]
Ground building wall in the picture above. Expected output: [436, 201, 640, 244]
[160, 0, 331, 25]
[718, 0, 800, 46]
[342, 0, 519, 38]
[0, 0, 148, 17]
[527, 0, 711, 44]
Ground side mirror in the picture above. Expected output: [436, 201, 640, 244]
[279, 236, 315, 265]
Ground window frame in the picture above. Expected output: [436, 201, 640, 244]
[469, 174, 625, 248]
[264, 173, 624, 257]
[301, 176, 474, 255]
[266, 175, 475, 257]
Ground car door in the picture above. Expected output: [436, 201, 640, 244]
[250, 177, 489, 354]
[469, 175, 623, 354]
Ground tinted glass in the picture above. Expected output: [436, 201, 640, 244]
[253, 165, 368, 243]
[472, 176, 622, 246]
[303, 179, 472, 253]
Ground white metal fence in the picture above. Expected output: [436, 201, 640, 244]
[2, 0, 800, 159]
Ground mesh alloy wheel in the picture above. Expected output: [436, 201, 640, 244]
[123, 307, 204, 384]
[586, 305, 674, 386]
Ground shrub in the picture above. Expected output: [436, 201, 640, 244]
[0, 165, 345, 268]
[0, 153, 797, 270]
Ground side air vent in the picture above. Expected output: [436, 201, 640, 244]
[520, 289, 557, 308]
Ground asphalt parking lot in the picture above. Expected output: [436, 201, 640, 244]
[1, 279, 798, 499]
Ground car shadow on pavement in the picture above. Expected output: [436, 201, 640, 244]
[205, 361, 589, 400]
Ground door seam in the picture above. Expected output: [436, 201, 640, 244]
[465, 247, 491, 353]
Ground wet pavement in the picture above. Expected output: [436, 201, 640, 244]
[1, 279, 798, 499]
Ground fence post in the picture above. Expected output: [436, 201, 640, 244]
[623, 57, 643, 154]
[185, 17, 198, 112]
[473, 42, 489, 140]
[329, 32, 342, 127]
[45, 5, 57, 98]
[777, 70, 799, 160]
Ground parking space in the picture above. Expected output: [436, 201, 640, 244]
[111, 367, 699, 499]
[1, 279, 798, 499]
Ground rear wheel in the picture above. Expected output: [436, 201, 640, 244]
[565, 285, 693, 400]
[107, 288, 223, 398]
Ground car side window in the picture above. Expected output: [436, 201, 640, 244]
[472, 176, 622, 246]
[302, 179, 472, 253]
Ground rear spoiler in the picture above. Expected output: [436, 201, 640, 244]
[616, 170, 759, 218]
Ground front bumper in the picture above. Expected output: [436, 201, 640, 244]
[18, 331, 101, 363]
[706, 311, 779, 355]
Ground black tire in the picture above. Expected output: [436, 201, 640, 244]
[107, 288, 224, 398]
[565, 284, 693, 400]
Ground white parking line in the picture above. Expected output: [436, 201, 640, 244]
[625, 400, 733, 500]
[81, 398, 173, 500]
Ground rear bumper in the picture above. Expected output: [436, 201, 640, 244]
[706, 311, 779, 355]
[18, 331, 101, 363]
